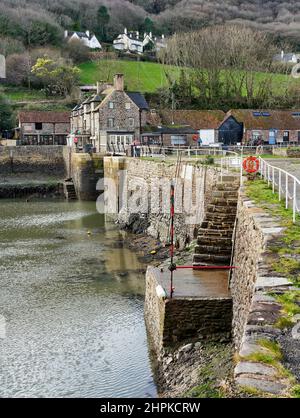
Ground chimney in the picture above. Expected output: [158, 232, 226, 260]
[114, 74, 124, 91]
[136, 31, 139, 38]
[124, 28, 127, 35]
[281, 50, 284, 59]
[144, 32, 146, 39]
[162, 34, 165, 39]
[64, 30, 68, 38]
[86, 30, 90, 38]
[150, 31, 152, 39]
[97, 81, 101, 94]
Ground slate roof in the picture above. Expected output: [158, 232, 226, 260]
[127, 92, 149, 110]
[19, 111, 70, 124]
[68, 31, 89, 39]
[228, 109, 300, 130]
[160, 110, 226, 130]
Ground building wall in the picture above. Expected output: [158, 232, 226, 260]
[244, 128, 300, 144]
[21, 122, 69, 136]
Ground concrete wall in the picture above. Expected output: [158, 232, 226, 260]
[0, 146, 65, 176]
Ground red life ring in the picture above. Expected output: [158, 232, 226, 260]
[192, 134, 199, 142]
[243, 156, 260, 173]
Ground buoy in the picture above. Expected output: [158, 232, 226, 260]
[87, 230, 92, 235]
[150, 250, 157, 255]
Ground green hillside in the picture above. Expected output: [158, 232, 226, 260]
[79, 59, 295, 96]
[78, 60, 179, 93]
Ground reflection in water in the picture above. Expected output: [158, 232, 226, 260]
[0, 200, 156, 398]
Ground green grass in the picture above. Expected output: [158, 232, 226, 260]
[78, 60, 178, 93]
[0, 86, 46, 101]
[78, 59, 296, 94]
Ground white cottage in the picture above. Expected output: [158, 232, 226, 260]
[64, 30, 102, 49]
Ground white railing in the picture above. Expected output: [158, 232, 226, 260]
[258, 157, 300, 223]
[220, 155, 300, 223]
[139, 146, 239, 159]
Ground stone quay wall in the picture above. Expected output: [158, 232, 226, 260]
[145, 267, 232, 354]
[103, 157, 220, 249]
[63, 148, 104, 201]
[231, 187, 296, 395]
[0, 146, 65, 176]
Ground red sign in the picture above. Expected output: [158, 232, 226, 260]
[243, 156, 260, 173]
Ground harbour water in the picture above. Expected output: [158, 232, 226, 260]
[0, 199, 156, 398]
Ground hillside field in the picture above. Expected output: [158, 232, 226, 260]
[78, 60, 179, 93]
[78, 59, 296, 95]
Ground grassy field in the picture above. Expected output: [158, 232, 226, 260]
[78, 59, 295, 95]
[79, 60, 179, 93]
[0, 86, 46, 101]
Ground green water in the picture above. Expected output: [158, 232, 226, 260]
[0, 199, 156, 398]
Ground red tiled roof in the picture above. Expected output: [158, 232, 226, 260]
[228, 109, 300, 130]
[160, 110, 226, 129]
[19, 111, 70, 124]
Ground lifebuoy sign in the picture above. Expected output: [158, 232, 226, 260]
[243, 156, 260, 173]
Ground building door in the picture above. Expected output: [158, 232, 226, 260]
[283, 131, 289, 142]
[269, 130, 276, 145]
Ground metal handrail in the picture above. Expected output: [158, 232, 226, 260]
[258, 157, 300, 223]
[220, 154, 300, 223]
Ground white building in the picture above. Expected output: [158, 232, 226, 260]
[273, 50, 300, 64]
[64, 30, 102, 49]
[113, 28, 166, 54]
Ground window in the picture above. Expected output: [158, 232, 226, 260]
[125, 103, 131, 110]
[283, 131, 290, 142]
[108, 102, 114, 109]
[171, 135, 187, 145]
[35, 122, 42, 130]
[108, 118, 114, 128]
[129, 118, 134, 128]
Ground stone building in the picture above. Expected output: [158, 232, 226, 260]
[18, 111, 70, 145]
[228, 109, 300, 145]
[70, 74, 149, 152]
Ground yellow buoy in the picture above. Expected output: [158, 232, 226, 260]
[150, 250, 157, 255]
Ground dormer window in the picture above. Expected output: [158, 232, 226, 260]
[108, 102, 114, 109]
[125, 103, 131, 110]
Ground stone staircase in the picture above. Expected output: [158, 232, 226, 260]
[63, 179, 77, 200]
[193, 175, 239, 266]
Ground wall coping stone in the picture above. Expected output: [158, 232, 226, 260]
[234, 187, 294, 396]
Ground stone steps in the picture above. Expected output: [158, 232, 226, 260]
[197, 236, 232, 246]
[193, 253, 231, 264]
[193, 178, 238, 267]
[207, 204, 237, 214]
[198, 228, 234, 237]
[212, 191, 238, 199]
[195, 245, 232, 255]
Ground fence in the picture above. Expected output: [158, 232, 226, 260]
[220, 154, 300, 223]
[258, 157, 300, 223]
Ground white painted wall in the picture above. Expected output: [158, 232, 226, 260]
[199, 129, 216, 145]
